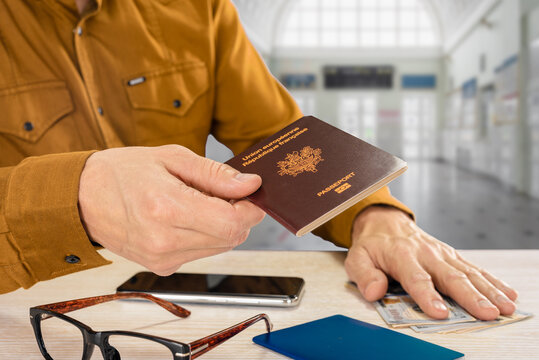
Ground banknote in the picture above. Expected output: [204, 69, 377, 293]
[374, 294, 476, 328]
[411, 310, 533, 334]
[346, 281, 533, 334]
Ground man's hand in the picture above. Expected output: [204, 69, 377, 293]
[78, 145, 265, 275]
[345, 206, 518, 321]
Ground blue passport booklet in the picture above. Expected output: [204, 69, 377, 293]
[253, 315, 464, 360]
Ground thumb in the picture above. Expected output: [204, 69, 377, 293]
[345, 246, 388, 302]
[165, 148, 262, 199]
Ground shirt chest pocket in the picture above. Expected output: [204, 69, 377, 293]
[0, 81, 74, 144]
[124, 61, 210, 144]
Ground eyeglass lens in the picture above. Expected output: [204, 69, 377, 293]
[40, 314, 84, 360]
[107, 335, 172, 359]
[39, 314, 174, 360]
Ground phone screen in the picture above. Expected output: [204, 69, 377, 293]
[116, 272, 305, 306]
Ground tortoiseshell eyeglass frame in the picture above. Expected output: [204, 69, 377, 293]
[29, 292, 272, 360]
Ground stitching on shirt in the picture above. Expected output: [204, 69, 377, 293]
[0, 21, 19, 87]
[6, 162, 41, 282]
[0, 80, 66, 97]
[147, 1, 173, 66]
[0, 262, 35, 290]
[122, 61, 206, 85]
[1, 182, 40, 284]
[49, 152, 92, 277]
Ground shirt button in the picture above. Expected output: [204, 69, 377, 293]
[76, 26, 83, 36]
[173, 99, 182, 108]
[65, 255, 80, 264]
[23, 122, 34, 131]
[97, 107, 104, 116]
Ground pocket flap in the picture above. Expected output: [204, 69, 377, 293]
[124, 61, 209, 117]
[0, 81, 74, 143]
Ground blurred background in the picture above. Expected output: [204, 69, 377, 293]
[207, 0, 539, 251]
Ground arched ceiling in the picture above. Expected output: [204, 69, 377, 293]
[430, 0, 485, 37]
[232, 0, 494, 54]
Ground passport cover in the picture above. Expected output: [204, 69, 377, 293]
[252, 315, 464, 360]
[225, 116, 407, 236]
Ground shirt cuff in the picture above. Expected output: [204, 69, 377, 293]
[4, 151, 111, 288]
[313, 186, 414, 249]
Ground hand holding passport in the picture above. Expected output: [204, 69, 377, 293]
[226, 116, 407, 236]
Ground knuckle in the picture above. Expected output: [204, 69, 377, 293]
[444, 269, 467, 283]
[149, 238, 175, 255]
[489, 290, 504, 301]
[149, 263, 180, 277]
[161, 144, 188, 157]
[463, 267, 481, 278]
[401, 272, 432, 296]
[418, 242, 439, 258]
[478, 268, 490, 277]
[411, 287, 434, 300]
[254, 208, 266, 224]
[142, 232, 176, 256]
[220, 219, 236, 242]
[178, 184, 201, 199]
[223, 221, 244, 246]
[411, 271, 432, 283]
[204, 159, 232, 180]
[154, 269, 175, 277]
[233, 230, 250, 247]
[146, 258, 185, 276]
[344, 256, 356, 271]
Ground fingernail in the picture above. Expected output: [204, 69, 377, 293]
[478, 299, 495, 308]
[432, 300, 448, 312]
[235, 173, 258, 183]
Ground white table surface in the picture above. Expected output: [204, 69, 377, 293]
[1, 249, 538, 359]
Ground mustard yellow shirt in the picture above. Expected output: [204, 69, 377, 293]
[0, 0, 412, 294]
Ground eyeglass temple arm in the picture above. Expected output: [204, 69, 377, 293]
[35, 292, 190, 318]
[188, 313, 272, 359]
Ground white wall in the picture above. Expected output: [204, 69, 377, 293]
[442, 0, 527, 192]
[448, 2, 519, 86]
[524, 2, 539, 198]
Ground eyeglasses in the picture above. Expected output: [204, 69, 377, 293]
[29, 292, 272, 359]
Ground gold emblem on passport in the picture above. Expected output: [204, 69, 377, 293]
[335, 183, 351, 193]
[277, 146, 323, 177]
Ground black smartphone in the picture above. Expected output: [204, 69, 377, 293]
[116, 272, 305, 307]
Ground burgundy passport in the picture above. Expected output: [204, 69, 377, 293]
[225, 116, 407, 236]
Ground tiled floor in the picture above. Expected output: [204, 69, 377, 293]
[239, 160, 539, 251]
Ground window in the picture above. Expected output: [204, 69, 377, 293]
[402, 94, 436, 159]
[338, 94, 377, 145]
[277, 0, 438, 48]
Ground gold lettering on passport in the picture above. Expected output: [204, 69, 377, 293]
[317, 172, 355, 197]
[277, 146, 323, 177]
[335, 183, 351, 194]
[241, 127, 309, 167]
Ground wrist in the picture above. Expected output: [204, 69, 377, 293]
[352, 205, 413, 241]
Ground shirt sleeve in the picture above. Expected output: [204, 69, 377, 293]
[210, 0, 415, 249]
[210, 0, 303, 154]
[0, 151, 110, 294]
